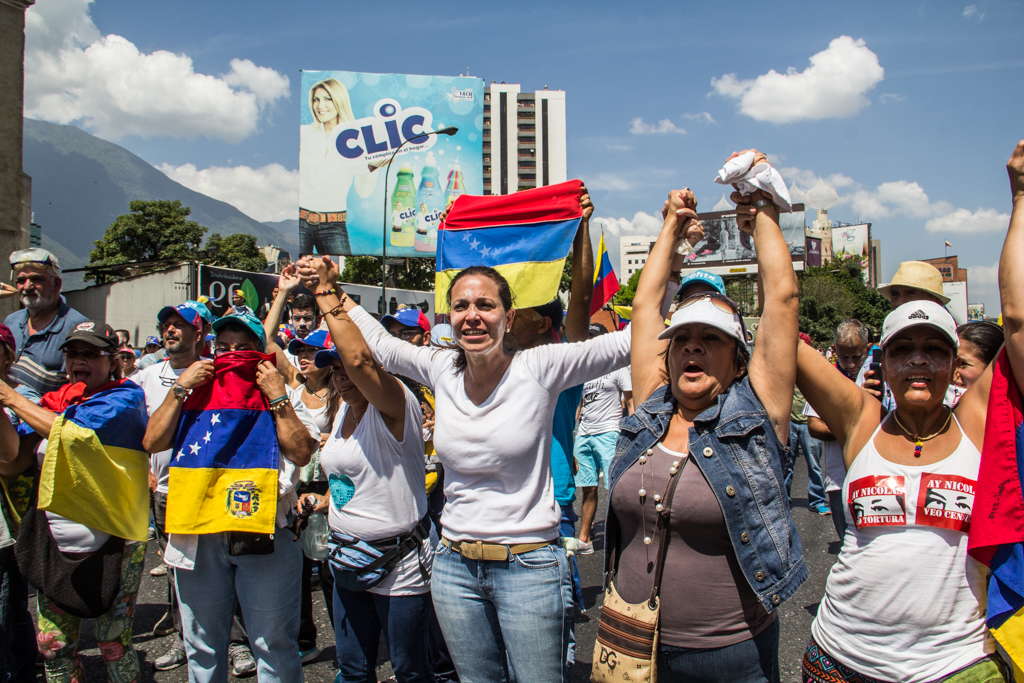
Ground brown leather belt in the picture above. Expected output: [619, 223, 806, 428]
[441, 537, 554, 561]
[299, 209, 346, 225]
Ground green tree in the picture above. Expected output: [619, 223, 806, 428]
[203, 233, 268, 273]
[798, 254, 890, 348]
[341, 256, 436, 291]
[613, 269, 641, 306]
[88, 199, 206, 282]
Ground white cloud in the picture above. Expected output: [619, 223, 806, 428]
[629, 117, 686, 135]
[586, 173, 636, 192]
[710, 36, 884, 123]
[879, 93, 906, 104]
[158, 163, 298, 222]
[592, 211, 662, 238]
[963, 5, 985, 20]
[683, 112, 716, 124]
[24, 0, 290, 142]
[968, 262, 998, 288]
[925, 208, 1008, 234]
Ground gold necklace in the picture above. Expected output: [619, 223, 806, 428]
[305, 384, 328, 404]
[892, 407, 952, 457]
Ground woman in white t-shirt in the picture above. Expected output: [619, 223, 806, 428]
[796, 299, 1009, 682]
[298, 254, 629, 683]
[295, 270, 433, 682]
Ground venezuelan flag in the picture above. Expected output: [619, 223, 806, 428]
[166, 351, 280, 535]
[968, 348, 1024, 676]
[435, 180, 584, 312]
[591, 232, 620, 315]
[36, 380, 151, 542]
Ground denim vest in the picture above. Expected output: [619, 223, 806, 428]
[604, 380, 808, 613]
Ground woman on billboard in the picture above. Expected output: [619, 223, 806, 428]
[299, 78, 378, 257]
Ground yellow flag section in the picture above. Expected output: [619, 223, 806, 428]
[166, 467, 278, 535]
[36, 383, 151, 542]
[436, 259, 568, 313]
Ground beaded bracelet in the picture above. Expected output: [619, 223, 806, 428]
[268, 395, 289, 414]
[314, 288, 337, 298]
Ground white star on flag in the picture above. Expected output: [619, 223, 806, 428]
[469, 238, 480, 250]
[203, 431, 212, 443]
[479, 245, 491, 257]
[189, 442, 201, 455]
[210, 413, 221, 426]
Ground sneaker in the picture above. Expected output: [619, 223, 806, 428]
[229, 643, 257, 678]
[153, 636, 186, 671]
[149, 563, 168, 576]
[152, 611, 176, 637]
[300, 645, 320, 664]
[815, 504, 832, 516]
[576, 540, 594, 555]
[148, 526, 156, 541]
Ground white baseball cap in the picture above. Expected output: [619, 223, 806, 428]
[880, 301, 958, 349]
[659, 294, 746, 345]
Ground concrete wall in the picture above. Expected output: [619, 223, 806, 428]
[0, 1, 34, 319]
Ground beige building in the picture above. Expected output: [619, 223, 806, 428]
[482, 83, 566, 195]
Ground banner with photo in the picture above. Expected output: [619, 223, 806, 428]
[831, 223, 872, 283]
[299, 71, 484, 259]
[678, 204, 807, 277]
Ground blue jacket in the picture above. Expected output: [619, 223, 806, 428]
[604, 380, 808, 613]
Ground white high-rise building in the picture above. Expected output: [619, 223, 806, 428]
[620, 235, 659, 282]
[483, 83, 566, 195]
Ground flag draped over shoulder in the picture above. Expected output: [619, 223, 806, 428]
[36, 380, 151, 542]
[591, 232, 620, 315]
[967, 348, 1024, 672]
[435, 180, 584, 312]
[166, 351, 280, 535]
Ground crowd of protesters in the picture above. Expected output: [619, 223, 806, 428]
[0, 142, 1020, 683]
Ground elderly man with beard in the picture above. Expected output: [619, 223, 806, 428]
[3, 249, 87, 395]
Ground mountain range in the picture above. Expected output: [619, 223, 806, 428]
[22, 119, 299, 271]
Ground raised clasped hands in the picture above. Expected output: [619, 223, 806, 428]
[662, 188, 702, 245]
[296, 256, 341, 292]
[278, 264, 301, 292]
[1008, 140, 1024, 203]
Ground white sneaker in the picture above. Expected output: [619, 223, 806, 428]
[149, 564, 168, 577]
[576, 540, 594, 555]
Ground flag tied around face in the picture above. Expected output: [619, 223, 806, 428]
[166, 351, 280, 535]
[967, 348, 1024, 672]
[36, 379, 151, 542]
[591, 232, 620, 315]
[435, 179, 584, 313]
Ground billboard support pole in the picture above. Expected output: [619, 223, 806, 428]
[381, 126, 459, 316]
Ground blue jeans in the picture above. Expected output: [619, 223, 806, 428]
[431, 541, 572, 683]
[784, 424, 826, 509]
[175, 532, 303, 683]
[299, 218, 350, 256]
[331, 574, 432, 683]
[558, 504, 584, 609]
[658, 617, 780, 682]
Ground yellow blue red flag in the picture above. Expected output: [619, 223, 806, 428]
[435, 180, 584, 312]
[591, 232, 620, 315]
[166, 351, 280, 535]
[34, 380, 150, 542]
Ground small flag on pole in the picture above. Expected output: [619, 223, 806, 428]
[591, 232, 620, 315]
[945, 240, 953, 248]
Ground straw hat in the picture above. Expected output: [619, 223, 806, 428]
[876, 261, 950, 305]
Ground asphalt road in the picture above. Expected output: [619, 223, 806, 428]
[63, 456, 837, 682]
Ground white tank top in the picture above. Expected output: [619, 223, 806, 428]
[811, 414, 991, 682]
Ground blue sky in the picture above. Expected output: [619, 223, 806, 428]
[23, 0, 1023, 311]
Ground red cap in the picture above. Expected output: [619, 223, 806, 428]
[798, 332, 814, 347]
[0, 324, 14, 355]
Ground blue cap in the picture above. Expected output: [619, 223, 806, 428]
[211, 311, 267, 351]
[145, 336, 161, 347]
[205, 334, 215, 342]
[381, 308, 430, 333]
[313, 348, 341, 369]
[157, 304, 203, 329]
[287, 329, 332, 356]
[678, 270, 725, 297]
[430, 323, 457, 348]
[183, 300, 213, 324]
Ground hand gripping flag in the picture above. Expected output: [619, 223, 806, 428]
[435, 180, 584, 312]
[166, 351, 280, 535]
[591, 231, 620, 315]
[36, 380, 151, 542]
[968, 348, 1024, 674]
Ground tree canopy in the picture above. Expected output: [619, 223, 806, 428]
[87, 200, 267, 283]
[340, 256, 437, 291]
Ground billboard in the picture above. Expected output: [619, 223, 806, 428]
[805, 237, 822, 267]
[679, 204, 806, 277]
[831, 223, 871, 283]
[967, 303, 985, 321]
[299, 71, 484, 259]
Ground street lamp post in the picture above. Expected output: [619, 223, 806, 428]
[381, 126, 459, 316]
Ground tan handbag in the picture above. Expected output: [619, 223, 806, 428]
[591, 458, 686, 683]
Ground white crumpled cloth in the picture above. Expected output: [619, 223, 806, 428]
[714, 151, 793, 213]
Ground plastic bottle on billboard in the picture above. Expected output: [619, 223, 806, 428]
[444, 161, 467, 208]
[390, 163, 416, 248]
[415, 152, 444, 253]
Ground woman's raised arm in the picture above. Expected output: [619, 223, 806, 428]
[1000, 140, 1024, 392]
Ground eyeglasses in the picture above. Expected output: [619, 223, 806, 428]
[62, 348, 112, 360]
[117, 352, 136, 361]
[677, 292, 741, 316]
[391, 328, 422, 341]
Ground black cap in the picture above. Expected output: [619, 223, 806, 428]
[530, 298, 564, 328]
[60, 321, 119, 351]
[588, 323, 608, 338]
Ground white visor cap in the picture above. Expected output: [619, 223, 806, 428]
[880, 300, 959, 350]
[658, 297, 746, 345]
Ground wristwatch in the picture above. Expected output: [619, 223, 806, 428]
[171, 383, 191, 401]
